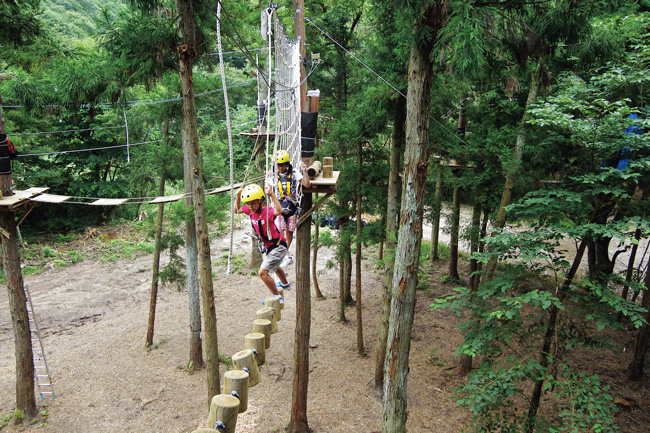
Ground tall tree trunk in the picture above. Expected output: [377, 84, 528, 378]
[627, 255, 650, 381]
[312, 202, 323, 299]
[1, 90, 36, 420]
[468, 200, 481, 291]
[288, 190, 313, 433]
[382, 3, 442, 430]
[184, 155, 203, 370]
[2, 211, 37, 421]
[375, 95, 405, 396]
[474, 206, 490, 288]
[485, 69, 541, 280]
[430, 162, 443, 262]
[287, 0, 312, 429]
[146, 173, 166, 347]
[525, 240, 588, 433]
[176, 0, 219, 403]
[618, 227, 641, 322]
[448, 170, 461, 280]
[338, 236, 348, 322]
[356, 141, 364, 354]
[459, 200, 482, 372]
[344, 238, 353, 303]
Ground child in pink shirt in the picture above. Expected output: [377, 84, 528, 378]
[234, 184, 291, 302]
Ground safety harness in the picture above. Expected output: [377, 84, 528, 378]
[251, 207, 286, 254]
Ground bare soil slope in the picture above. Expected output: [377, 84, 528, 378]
[0, 226, 648, 432]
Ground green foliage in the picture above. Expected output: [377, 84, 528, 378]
[13, 409, 25, 421]
[157, 231, 186, 290]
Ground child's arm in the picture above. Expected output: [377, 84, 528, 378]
[234, 189, 245, 214]
[265, 185, 283, 217]
[300, 162, 311, 188]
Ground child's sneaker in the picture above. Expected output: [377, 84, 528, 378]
[276, 281, 291, 291]
[272, 294, 284, 305]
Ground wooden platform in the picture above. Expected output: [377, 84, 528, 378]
[239, 130, 276, 141]
[0, 187, 50, 211]
[304, 171, 339, 194]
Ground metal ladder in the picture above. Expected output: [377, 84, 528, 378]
[25, 285, 55, 399]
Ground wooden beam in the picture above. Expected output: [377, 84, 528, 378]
[297, 192, 332, 227]
[16, 205, 35, 227]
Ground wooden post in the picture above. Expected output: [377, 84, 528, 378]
[207, 394, 240, 433]
[232, 349, 261, 387]
[1, 210, 36, 419]
[322, 156, 333, 178]
[257, 307, 278, 333]
[252, 318, 272, 349]
[245, 332, 266, 365]
[223, 370, 249, 413]
[264, 296, 281, 321]
[277, 287, 285, 310]
[307, 161, 322, 178]
[290, 2, 313, 431]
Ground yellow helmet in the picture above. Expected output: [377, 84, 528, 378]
[241, 184, 265, 202]
[275, 150, 290, 164]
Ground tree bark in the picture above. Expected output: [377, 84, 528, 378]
[448, 170, 461, 280]
[468, 200, 481, 291]
[382, 3, 441, 430]
[459, 200, 482, 372]
[356, 141, 364, 354]
[338, 241, 348, 322]
[288, 192, 313, 433]
[2, 211, 37, 420]
[375, 95, 405, 396]
[618, 227, 641, 322]
[485, 69, 540, 280]
[430, 163, 443, 262]
[627, 254, 650, 380]
[176, 0, 219, 403]
[287, 0, 312, 429]
[183, 154, 203, 370]
[146, 173, 166, 347]
[312, 198, 323, 298]
[343, 234, 353, 303]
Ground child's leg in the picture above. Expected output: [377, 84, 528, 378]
[285, 229, 294, 252]
[275, 266, 289, 285]
[259, 268, 280, 295]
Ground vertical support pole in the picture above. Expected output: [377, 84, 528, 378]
[289, 3, 312, 431]
[1, 210, 36, 419]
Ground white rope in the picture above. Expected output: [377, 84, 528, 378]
[265, 7, 274, 239]
[11, 126, 123, 136]
[18, 139, 162, 157]
[217, 2, 236, 275]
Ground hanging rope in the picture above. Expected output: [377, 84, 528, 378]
[217, 1, 236, 275]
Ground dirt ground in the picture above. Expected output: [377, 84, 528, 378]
[0, 221, 649, 432]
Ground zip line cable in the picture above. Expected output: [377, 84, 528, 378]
[17, 139, 162, 157]
[305, 15, 471, 148]
[11, 126, 124, 136]
[0, 79, 256, 111]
